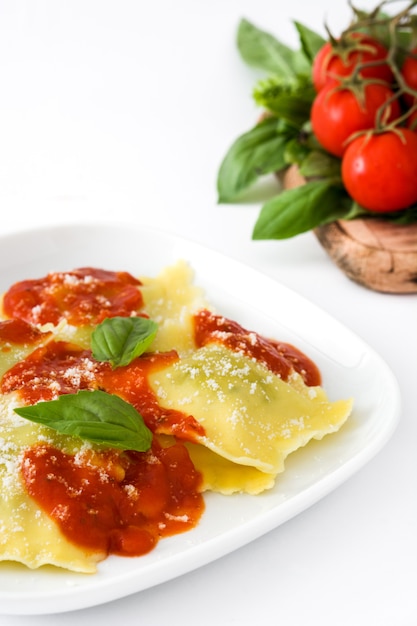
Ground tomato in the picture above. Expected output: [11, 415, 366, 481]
[312, 34, 394, 92]
[401, 48, 417, 106]
[311, 82, 401, 157]
[341, 128, 417, 212]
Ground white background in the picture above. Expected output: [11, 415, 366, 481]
[0, 0, 416, 624]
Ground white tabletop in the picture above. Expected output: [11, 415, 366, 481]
[0, 1, 416, 624]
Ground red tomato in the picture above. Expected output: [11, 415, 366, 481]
[311, 82, 401, 157]
[341, 128, 417, 212]
[312, 34, 393, 92]
[401, 48, 417, 106]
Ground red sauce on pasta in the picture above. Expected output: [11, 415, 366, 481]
[193, 309, 321, 386]
[4, 340, 205, 559]
[21, 439, 204, 558]
[97, 352, 206, 441]
[0, 318, 51, 346]
[2, 267, 144, 326]
[1, 340, 206, 441]
[1, 341, 103, 403]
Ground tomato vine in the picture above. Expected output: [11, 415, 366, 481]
[217, 0, 417, 239]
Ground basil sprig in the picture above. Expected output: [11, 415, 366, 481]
[217, 18, 341, 237]
[237, 18, 315, 77]
[217, 116, 294, 202]
[14, 316, 159, 449]
[14, 390, 152, 452]
[91, 316, 158, 368]
[253, 180, 355, 240]
[217, 14, 417, 239]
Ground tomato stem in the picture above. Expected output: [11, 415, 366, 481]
[340, 1, 417, 130]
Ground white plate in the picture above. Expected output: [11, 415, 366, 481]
[0, 222, 401, 616]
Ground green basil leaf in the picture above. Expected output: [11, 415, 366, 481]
[252, 180, 351, 240]
[237, 18, 310, 78]
[363, 203, 417, 225]
[344, 202, 371, 220]
[217, 117, 292, 202]
[342, 9, 411, 61]
[253, 75, 315, 126]
[293, 21, 326, 62]
[350, 9, 393, 47]
[283, 137, 311, 166]
[14, 390, 153, 452]
[91, 316, 158, 368]
[389, 204, 417, 224]
[299, 150, 342, 179]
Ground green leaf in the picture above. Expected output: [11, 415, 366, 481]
[344, 202, 370, 220]
[91, 316, 158, 368]
[217, 116, 293, 202]
[349, 9, 393, 47]
[344, 8, 412, 54]
[293, 21, 326, 62]
[299, 150, 341, 179]
[283, 137, 311, 166]
[253, 75, 315, 126]
[237, 18, 310, 78]
[389, 204, 417, 224]
[252, 180, 350, 240]
[14, 390, 153, 452]
[365, 203, 417, 225]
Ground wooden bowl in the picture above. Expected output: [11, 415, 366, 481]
[283, 165, 417, 294]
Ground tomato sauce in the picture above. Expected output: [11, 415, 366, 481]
[21, 439, 204, 558]
[5, 339, 206, 559]
[193, 309, 321, 387]
[1, 340, 206, 441]
[0, 318, 51, 347]
[2, 267, 144, 326]
[97, 352, 206, 442]
[1, 341, 103, 403]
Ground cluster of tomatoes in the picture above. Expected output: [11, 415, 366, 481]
[310, 32, 417, 213]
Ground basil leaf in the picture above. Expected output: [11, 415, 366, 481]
[252, 180, 351, 240]
[343, 9, 410, 61]
[253, 76, 315, 126]
[14, 390, 152, 452]
[237, 18, 310, 78]
[217, 117, 292, 202]
[299, 150, 342, 179]
[293, 21, 326, 62]
[344, 202, 371, 220]
[368, 203, 417, 225]
[91, 316, 158, 368]
[351, 9, 393, 48]
[283, 138, 311, 166]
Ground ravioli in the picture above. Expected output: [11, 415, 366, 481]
[184, 442, 276, 495]
[149, 343, 352, 480]
[0, 392, 102, 572]
[0, 261, 353, 572]
[139, 260, 209, 353]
